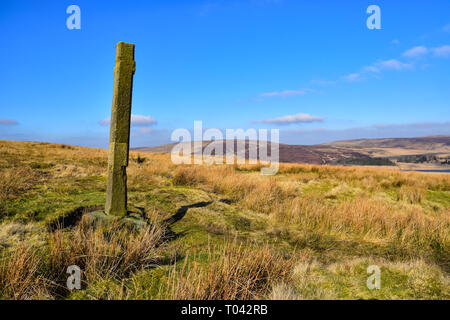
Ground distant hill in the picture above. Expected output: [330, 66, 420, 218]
[133, 135, 450, 168]
[133, 140, 369, 165]
[322, 135, 450, 159]
[323, 135, 450, 150]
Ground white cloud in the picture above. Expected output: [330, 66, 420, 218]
[432, 45, 450, 57]
[99, 114, 157, 127]
[402, 46, 428, 58]
[136, 128, 157, 134]
[260, 89, 309, 98]
[258, 113, 325, 125]
[0, 118, 19, 126]
[362, 65, 380, 73]
[130, 115, 157, 126]
[341, 73, 362, 82]
[341, 59, 411, 85]
[376, 59, 413, 71]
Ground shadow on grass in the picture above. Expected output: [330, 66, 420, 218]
[47, 205, 103, 232]
[161, 201, 213, 241]
[164, 201, 213, 225]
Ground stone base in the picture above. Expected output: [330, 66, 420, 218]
[85, 210, 148, 230]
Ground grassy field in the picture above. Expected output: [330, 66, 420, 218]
[0, 140, 449, 300]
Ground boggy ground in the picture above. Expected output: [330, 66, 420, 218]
[0, 140, 449, 299]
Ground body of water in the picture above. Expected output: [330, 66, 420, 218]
[415, 170, 450, 173]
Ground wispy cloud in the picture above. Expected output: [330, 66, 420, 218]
[376, 59, 413, 71]
[259, 40, 445, 101]
[130, 115, 157, 126]
[260, 89, 310, 98]
[391, 39, 400, 45]
[432, 45, 450, 57]
[257, 113, 325, 125]
[0, 118, 19, 126]
[403, 46, 428, 58]
[341, 73, 362, 82]
[325, 58, 413, 87]
[136, 128, 157, 134]
[397, 45, 450, 59]
[341, 59, 412, 83]
[99, 114, 157, 127]
[362, 65, 380, 73]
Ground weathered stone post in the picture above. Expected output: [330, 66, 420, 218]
[105, 42, 135, 216]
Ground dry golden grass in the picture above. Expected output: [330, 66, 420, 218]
[398, 185, 426, 203]
[0, 167, 37, 201]
[161, 241, 296, 300]
[48, 217, 166, 283]
[168, 160, 449, 256]
[0, 245, 51, 299]
[0, 217, 166, 299]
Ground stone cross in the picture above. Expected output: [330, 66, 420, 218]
[105, 42, 136, 216]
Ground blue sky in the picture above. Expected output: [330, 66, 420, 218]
[0, 0, 449, 147]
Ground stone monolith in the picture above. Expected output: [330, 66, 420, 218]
[105, 42, 135, 216]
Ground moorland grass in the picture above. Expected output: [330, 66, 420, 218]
[0, 140, 449, 299]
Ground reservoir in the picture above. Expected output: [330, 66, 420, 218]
[416, 170, 450, 173]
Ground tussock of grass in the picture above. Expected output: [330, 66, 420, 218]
[397, 185, 426, 203]
[0, 218, 166, 299]
[47, 218, 166, 282]
[0, 167, 37, 201]
[0, 245, 51, 299]
[161, 241, 295, 300]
